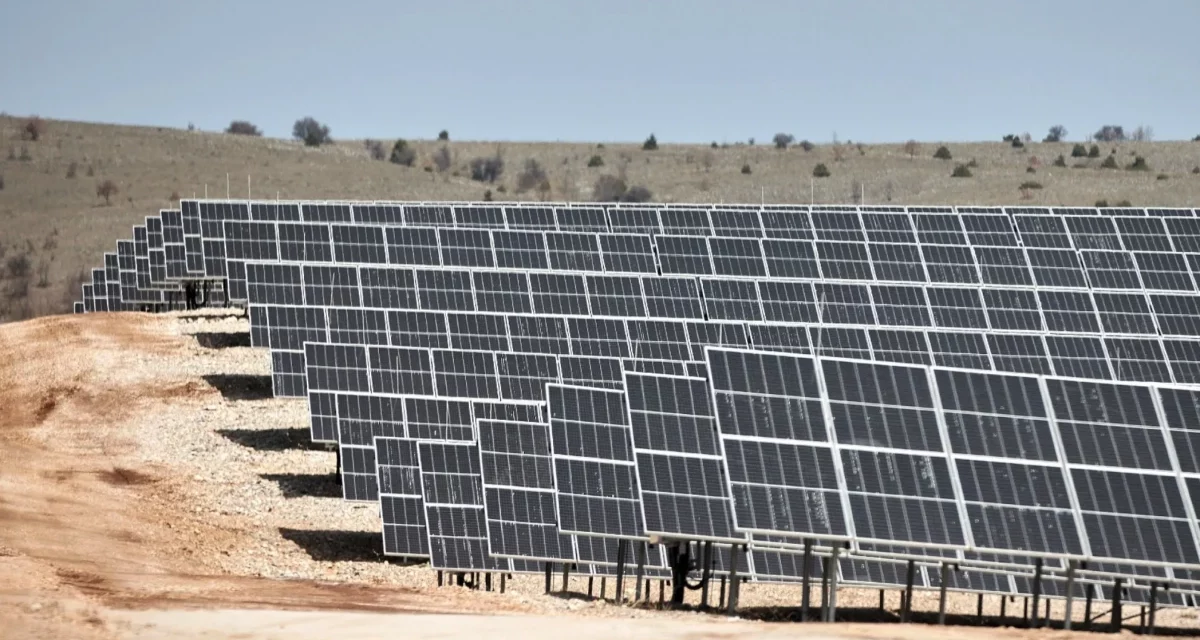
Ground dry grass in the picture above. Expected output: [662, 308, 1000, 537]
[1, 115, 1198, 320]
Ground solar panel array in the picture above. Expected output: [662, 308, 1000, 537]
[72, 200, 1200, 612]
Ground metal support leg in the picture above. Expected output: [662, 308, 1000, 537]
[544, 562, 552, 594]
[562, 563, 570, 593]
[437, 570, 443, 587]
[1063, 560, 1077, 630]
[600, 577, 606, 600]
[615, 540, 627, 605]
[820, 557, 830, 620]
[976, 593, 983, 622]
[658, 579, 665, 608]
[726, 544, 743, 616]
[588, 576, 594, 598]
[901, 559, 916, 623]
[501, 573, 506, 594]
[700, 541, 712, 609]
[1111, 579, 1123, 632]
[827, 546, 840, 622]
[937, 563, 950, 626]
[880, 590, 886, 611]
[1029, 558, 1043, 629]
[635, 543, 646, 603]
[801, 539, 813, 622]
[1148, 583, 1159, 635]
[1000, 595, 1007, 622]
[718, 576, 727, 610]
[1083, 584, 1093, 631]
[486, 573, 492, 592]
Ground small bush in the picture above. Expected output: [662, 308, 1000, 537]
[773, 133, 795, 150]
[623, 185, 653, 203]
[711, 141, 719, 148]
[19, 146, 31, 161]
[292, 117, 332, 147]
[812, 163, 831, 178]
[96, 179, 119, 205]
[1026, 166, 1036, 174]
[66, 162, 78, 178]
[1053, 154, 1067, 167]
[799, 140, 814, 152]
[593, 175, 627, 201]
[364, 139, 386, 161]
[86, 164, 94, 177]
[903, 140, 920, 158]
[169, 190, 180, 203]
[432, 146, 452, 172]
[642, 134, 658, 151]
[1020, 181, 1043, 190]
[1002, 134, 1017, 143]
[438, 130, 449, 141]
[1194, 135, 1200, 142]
[1127, 156, 1150, 171]
[496, 185, 507, 193]
[225, 120, 262, 136]
[1095, 199, 1109, 207]
[389, 139, 416, 166]
[1116, 200, 1133, 207]
[1193, 166, 1200, 174]
[1094, 125, 1126, 142]
[933, 146, 952, 160]
[1011, 138, 1025, 149]
[1157, 174, 1169, 181]
[6, 254, 31, 278]
[22, 117, 46, 141]
[748, 138, 755, 146]
[587, 154, 604, 168]
[1088, 144, 1101, 158]
[483, 189, 493, 202]
[1071, 144, 1088, 158]
[1100, 155, 1119, 169]
[516, 159, 548, 192]
[951, 164, 972, 178]
[741, 163, 752, 175]
[1043, 125, 1067, 143]
[470, 154, 505, 183]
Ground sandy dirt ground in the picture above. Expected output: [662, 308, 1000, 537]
[2, 310, 1198, 639]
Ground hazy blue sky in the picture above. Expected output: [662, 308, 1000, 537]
[3, 0, 1197, 143]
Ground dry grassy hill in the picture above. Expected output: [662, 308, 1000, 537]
[1, 115, 1198, 322]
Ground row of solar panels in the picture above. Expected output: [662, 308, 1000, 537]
[301, 338, 1200, 604]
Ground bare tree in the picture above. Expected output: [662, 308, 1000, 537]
[1043, 125, 1067, 143]
[96, 180, 119, 206]
[1130, 125, 1154, 142]
[22, 117, 46, 142]
[1094, 125, 1126, 142]
[516, 159, 548, 193]
[432, 146, 452, 172]
[700, 150, 715, 172]
[903, 140, 920, 159]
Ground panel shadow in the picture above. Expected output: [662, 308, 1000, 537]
[203, 374, 274, 401]
[278, 528, 391, 563]
[261, 472, 342, 499]
[217, 427, 328, 452]
[194, 331, 252, 349]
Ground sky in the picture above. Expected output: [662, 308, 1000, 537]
[2, 0, 1198, 144]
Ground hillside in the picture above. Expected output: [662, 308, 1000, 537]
[1, 115, 1198, 321]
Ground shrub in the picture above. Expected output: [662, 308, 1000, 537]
[1094, 125, 1125, 142]
[86, 164, 94, 177]
[1011, 137, 1025, 149]
[389, 139, 416, 166]
[741, 163, 751, 175]
[483, 189, 493, 202]
[773, 133, 795, 150]
[1071, 144, 1088, 158]
[933, 145, 952, 160]
[1026, 166, 1036, 174]
[432, 146, 452, 172]
[748, 138, 755, 146]
[66, 162, 78, 178]
[1100, 155, 1119, 169]
[1127, 156, 1150, 171]
[1157, 174, 1169, 181]
[812, 163, 831, 178]
[537, 179, 552, 200]
[6, 254, 31, 278]
[1002, 134, 1017, 143]
[516, 158, 548, 192]
[225, 120, 262, 136]
[496, 185, 507, 193]
[292, 117, 332, 146]
[799, 140, 814, 152]
[1020, 181, 1043, 190]
[1193, 166, 1200, 174]
[593, 175, 627, 201]
[710, 141, 719, 148]
[470, 154, 504, 183]
[438, 130, 449, 141]
[364, 139, 386, 161]
[1116, 200, 1133, 207]
[587, 154, 604, 168]
[1043, 125, 1067, 143]
[22, 117, 46, 141]
[642, 134, 658, 151]
[96, 179, 118, 205]
[951, 164, 972, 178]
[623, 185, 653, 203]
[903, 140, 920, 158]
[1095, 200, 1109, 207]
[1088, 144, 1101, 158]
[1053, 154, 1067, 167]
[1194, 135, 1200, 142]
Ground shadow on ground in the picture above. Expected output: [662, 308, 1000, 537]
[203, 374, 274, 401]
[261, 472, 343, 499]
[194, 331, 252, 349]
[218, 427, 328, 452]
[278, 528, 396, 563]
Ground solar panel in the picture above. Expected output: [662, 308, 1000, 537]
[417, 440, 512, 571]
